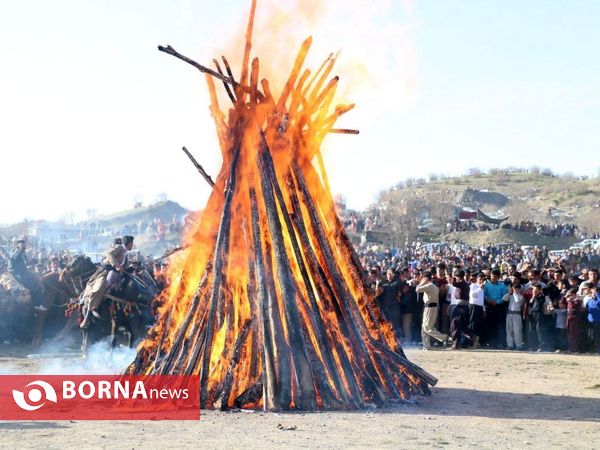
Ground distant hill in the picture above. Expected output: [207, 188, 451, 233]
[97, 200, 189, 226]
[445, 229, 578, 250]
[375, 170, 600, 230]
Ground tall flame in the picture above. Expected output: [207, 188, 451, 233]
[126, 0, 436, 411]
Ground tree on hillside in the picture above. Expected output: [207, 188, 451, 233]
[505, 200, 530, 224]
[467, 167, 482, 177]
[579, 209, 600, 235]
[376, 192, 422, 247]
[541, 168, 554, 177]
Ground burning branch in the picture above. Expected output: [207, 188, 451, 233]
[181, 146, 215, 188]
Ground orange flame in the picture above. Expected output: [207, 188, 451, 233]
[127, 0, 435, 411]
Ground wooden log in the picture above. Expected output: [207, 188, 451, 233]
[249, 188, 278, 411]
[153, 309, 173, 371]
[276, 36, 312, 111]
[259, 137, 354, 406]
[199, 144, 241, 408]
[307, 51, 339, 105]
[369, 338, 438, 387]
[157, 45, 265, 102]
[288, 68, 311, 116]
[213, 319, 252, 410]
[249, 57, 260, 104]
[242, 219, 261, 381]
[263, 239, 294, 409]
[234, 381, 263, 408]
[221, 56, 235, 84]
[182, 146, 215, 188]
[292, 162, 389, 406]
[124, 346, 148, 375]
[328, 128, 359, 134]
[302, 52, 333, 99]
[212, 59, 236, 103]
[257, 141, 316, 410]
[183, 308, 209, 375]
[287, 178, 363, 408]
[238, 0, 257, 97]
[157, 264, 211, 375]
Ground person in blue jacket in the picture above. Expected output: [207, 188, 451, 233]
[586, 285, 600, 355]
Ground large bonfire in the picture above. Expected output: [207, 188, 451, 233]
[126, 0, 437, 411]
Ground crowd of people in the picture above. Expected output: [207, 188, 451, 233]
[501, 221, 580, 237]
[361, 242, 600, 354]
[2, 226, 600, 356]
[448, 220, 582, 236]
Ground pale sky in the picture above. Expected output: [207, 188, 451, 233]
[1, 0, 598, 224]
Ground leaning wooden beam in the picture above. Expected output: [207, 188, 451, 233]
[249, 188, 278, 411]
[213, 318, 252, 410]
[276, 36, 313, 111]
[182, 146, 215, 188]
[257, 142, 316, 411]
[199, 144, 241, 408]
[287, 177, 364, 407]
[158, 45, 265, 102]
[328, 128, 359, 134]
[213, 58, 236, 103]
[156, 263, 211, 375]
[260, 136, 353, 405]
[239, 0, 258, 97]
[292, 161, 390, 406]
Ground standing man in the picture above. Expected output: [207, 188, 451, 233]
[375, 269, 403, 336]
[504, 283, 525, 350]
[469, 273, 486, 346]
[450, 269, 478, 349]
[416, 271, 449, 350]
[484, 269, 508, 348]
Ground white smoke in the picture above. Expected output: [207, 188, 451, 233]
[0, 339, 137, 375]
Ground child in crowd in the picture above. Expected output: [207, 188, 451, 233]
[586, 285, 600, 355]
[554, 295, 568, 352]
[565, 288, 582, 353]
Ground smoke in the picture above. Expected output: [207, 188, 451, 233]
[0, 339, 136, 375]
[215, 0, 417, 113]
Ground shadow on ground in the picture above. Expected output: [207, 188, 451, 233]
[411, 387, 600, 421]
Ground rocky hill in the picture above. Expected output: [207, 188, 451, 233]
[377, 170, 600, 230]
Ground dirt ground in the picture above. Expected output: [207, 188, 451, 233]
[1, 344, 599, 449]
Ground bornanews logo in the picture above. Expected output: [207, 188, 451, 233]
[0, 375, 199, 420]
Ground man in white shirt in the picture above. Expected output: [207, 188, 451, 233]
[469, 273, 486, 346]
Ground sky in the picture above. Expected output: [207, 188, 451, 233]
[0, 0, 598, 224]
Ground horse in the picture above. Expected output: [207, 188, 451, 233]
[80, 270, 156, 355]
[31, 256, 99, 346]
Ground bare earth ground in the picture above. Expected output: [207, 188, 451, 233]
[1, 345, 599, 449]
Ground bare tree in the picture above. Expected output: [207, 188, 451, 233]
[579, 209, 600, 235]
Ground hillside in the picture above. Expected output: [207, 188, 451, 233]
[444, 229, 578, 250]
[98, 200, 189, 226]
[375, 171, 600, 229]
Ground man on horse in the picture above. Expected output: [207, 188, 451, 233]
[80, 235, 135, 328]
[8, 236, 46, 312]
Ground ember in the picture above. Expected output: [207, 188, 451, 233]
[126, 0, 437, 411]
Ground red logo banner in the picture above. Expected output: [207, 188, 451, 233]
[0, 375, 200, 420]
